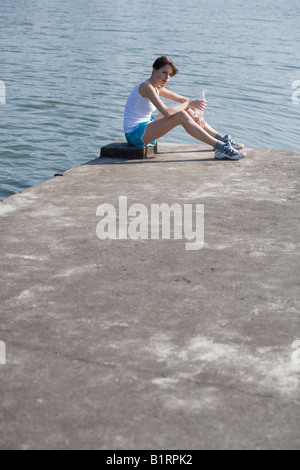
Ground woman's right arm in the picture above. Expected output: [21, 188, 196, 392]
[139, 82, 205, 118]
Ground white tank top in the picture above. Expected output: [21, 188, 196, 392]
[124, 81, 158, 134]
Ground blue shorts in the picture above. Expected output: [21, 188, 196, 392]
[125, 116, 156, 148]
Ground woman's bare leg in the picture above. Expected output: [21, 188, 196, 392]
[185, 109, 221, 138]
[142, 111, 219, 147]
[203, 122, 220, 138]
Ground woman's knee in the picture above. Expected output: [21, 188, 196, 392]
[175, 110, 192, 124]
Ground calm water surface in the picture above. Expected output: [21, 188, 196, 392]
[0, 0, 299, 200]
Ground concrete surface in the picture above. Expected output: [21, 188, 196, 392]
[0, 143, 299, 450]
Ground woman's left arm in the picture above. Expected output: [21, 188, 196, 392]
[159, 87, 189, 103]
[159, 87, 206, 127]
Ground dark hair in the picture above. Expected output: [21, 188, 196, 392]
[152, 56, 179, 77]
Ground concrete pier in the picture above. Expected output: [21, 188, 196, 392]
[0, 143, 299, 450]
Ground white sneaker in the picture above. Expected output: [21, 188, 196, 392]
[223, 134, 245, 150]
[215, 143, 246, 161]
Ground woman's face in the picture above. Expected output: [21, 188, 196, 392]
[153, 65, 173, 87]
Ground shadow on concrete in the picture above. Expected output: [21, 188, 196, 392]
[155, 149, 213, 155]
[85, 158, 216, 166]
[85, 150, 216, 166]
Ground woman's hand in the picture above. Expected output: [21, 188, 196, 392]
[187, 99, 207, 111]
[194, 116, 206, 128]
[199, 118, 206, 128]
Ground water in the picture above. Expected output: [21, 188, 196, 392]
[1, 0, 299, 201]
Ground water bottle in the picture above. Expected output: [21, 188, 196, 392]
[194, 90, 207, 120]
